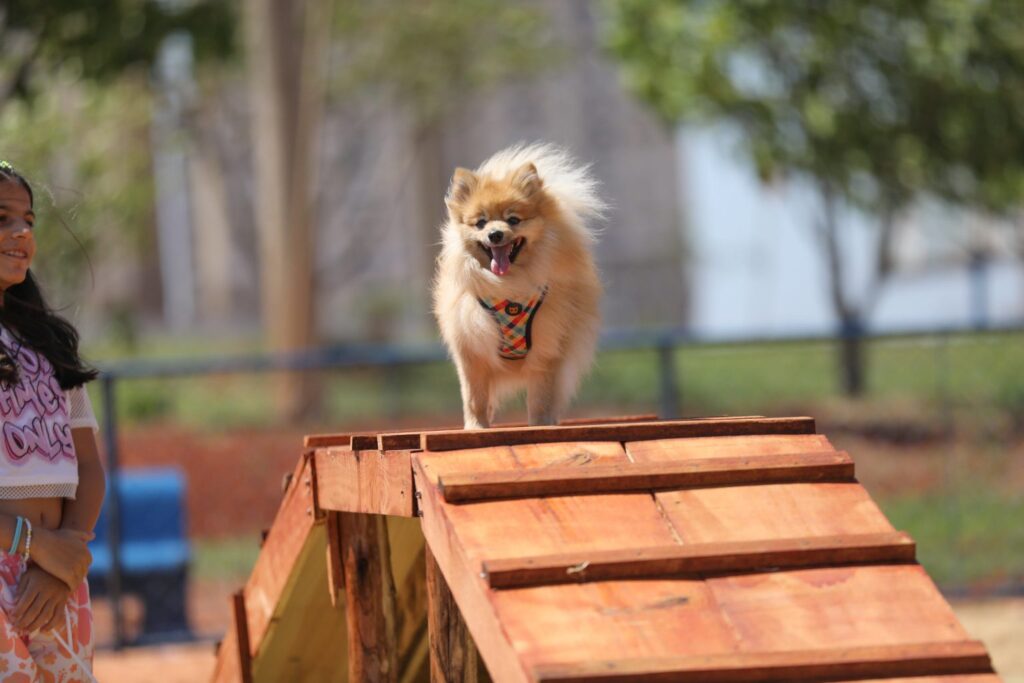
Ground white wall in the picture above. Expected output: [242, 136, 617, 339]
[678, 125, 1024, 337]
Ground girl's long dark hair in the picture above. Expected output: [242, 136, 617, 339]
[0, 164, 97, 390]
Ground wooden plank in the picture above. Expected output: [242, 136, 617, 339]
[232, 592, 253, 683]
[211, 592, 252, 683]
[492, 578, 738, 666]
[242, 453, 320, 657]
[438, 451, 854, 503]
[351, 433, 380, 450]
[248, 525, 351, 683]
[653, 482, 896, 544]
[490, 565, 975, 672]
[341, 512, 399, 683]
[324, 511, 344, 607]
[427, 545, 479, 683]
[315, 447, 414, 516]
[377, 414, 665, 451]
[625, 434, 897, 544]
[415, 443, 684, 561]
[304, 433, 351, 448]
[413, 458, 538, 683]
[421, 441, 636, 480]
[381, 432, 429, 451]
[865, 677, 1002, 682]
[481, 531, 916, 589]
[422, 416, 815, 451]
[212, 627, 242, 683]
[625, 433, 836, 463]
[559, 414, 661, 425]
[413, 440, 700, 681]
[531, 640, 993, 682]
[707, 564, 971, 652]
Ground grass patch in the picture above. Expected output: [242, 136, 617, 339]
[878, 490, 1024, 588]
[86, 330, 1024, 431]
[192, 535, 262, 581]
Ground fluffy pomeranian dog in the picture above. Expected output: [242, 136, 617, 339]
[433, 143, 605, 429]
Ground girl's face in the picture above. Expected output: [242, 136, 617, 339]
[0, 179, 36, 293]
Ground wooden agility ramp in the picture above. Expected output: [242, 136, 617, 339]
[212, 416, 1002, 682]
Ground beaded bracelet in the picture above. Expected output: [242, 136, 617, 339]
[9, 516, 23, 556]
[21, 518, 32, 560]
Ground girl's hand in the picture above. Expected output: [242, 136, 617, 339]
[12, 566, 71, 633]
[29, 527, 93, 591]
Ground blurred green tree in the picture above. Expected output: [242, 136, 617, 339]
[604, 0, 1024, 396]
[0, 78, 153, 306]
[0, 0, 236, 329]
[332, 0, 557, 317]
[0, 0, 234, 108]
[245, 0, 555, 418]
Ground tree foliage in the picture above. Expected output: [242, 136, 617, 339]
[332, 0, 557, 124]
[0, 77, 154, 302]
[0, 0, 237, 317]
[1, 0, 235, 105]
[605, 0, 1024, 395]
[602, 0, 1024, 214]
[604, 0, 1024, 213]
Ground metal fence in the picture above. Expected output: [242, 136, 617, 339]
[94, 322, 1024, 648]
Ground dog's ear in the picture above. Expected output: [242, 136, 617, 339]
[446, 168, 478, 209]
[512, 162, 542, 196]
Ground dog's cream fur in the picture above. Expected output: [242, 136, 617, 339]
[432, 143, 604, 428]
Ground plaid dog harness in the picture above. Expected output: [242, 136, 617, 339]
[478, 287, 548, 360]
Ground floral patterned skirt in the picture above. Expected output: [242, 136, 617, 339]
[0, 551, 93, 682]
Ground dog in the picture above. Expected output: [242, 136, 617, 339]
[432, 143, 605, 428]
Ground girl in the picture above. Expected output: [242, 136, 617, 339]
[0, 160, 104, 682]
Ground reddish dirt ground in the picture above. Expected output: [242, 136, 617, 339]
[117, 425, 312, 538]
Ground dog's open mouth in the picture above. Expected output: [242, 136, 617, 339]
[479, 237, 526, 276]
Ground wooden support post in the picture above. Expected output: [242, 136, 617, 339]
[426, 546, 479, 683]
[232, 591, 254, 683]
[341, 512, 399, 682]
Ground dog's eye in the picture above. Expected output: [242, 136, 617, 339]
[507, 216, 521, 226]
[475, 218, 487, 229]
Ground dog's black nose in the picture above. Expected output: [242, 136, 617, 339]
[488, 230, 504, 244]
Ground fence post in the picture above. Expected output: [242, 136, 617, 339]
[100, 374, 126, 649]
[657, 335, 680, 419]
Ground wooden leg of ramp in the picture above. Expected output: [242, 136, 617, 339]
[341, 512, 399, 682]
[427, 546, 479, 682]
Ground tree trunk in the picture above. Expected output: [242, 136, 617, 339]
[415, 120, 448, 335]
[818, 186, 868, 398]
[244, 0, 329, 418]
[838, 314, 866, 397]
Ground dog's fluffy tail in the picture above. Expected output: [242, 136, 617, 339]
[477, 142, 607, 235]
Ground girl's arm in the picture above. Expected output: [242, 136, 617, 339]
[0, 514, 93, 590]
[10, 428, 102, 632]
[62, 427, 106, 537]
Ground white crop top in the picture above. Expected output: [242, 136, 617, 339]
[0, 325, 98, 500]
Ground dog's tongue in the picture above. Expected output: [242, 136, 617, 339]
[490, 243, 512, 276]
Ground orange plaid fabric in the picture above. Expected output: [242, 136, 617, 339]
[478, 287, 548, 360]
